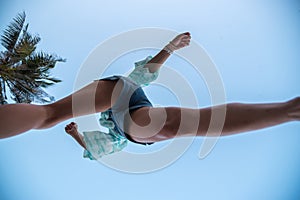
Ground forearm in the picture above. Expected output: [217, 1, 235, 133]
[70, 130, 87, 149]
[144, 49, 171, 73]
[145, 32, 191, 73]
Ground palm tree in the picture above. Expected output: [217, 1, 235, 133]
[0, 11, 65, 105]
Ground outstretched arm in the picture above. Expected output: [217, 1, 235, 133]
[144, 32, 191, 73]
[65, 122, 86, 149]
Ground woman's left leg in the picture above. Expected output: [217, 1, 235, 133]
[0, 79, 122, 139]
[127, 97, 300, 143]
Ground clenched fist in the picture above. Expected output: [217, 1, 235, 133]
[65, 122, 78, 135]
[164, 32, 191, 53]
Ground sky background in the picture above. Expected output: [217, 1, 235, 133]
[1, 0, 300, 199]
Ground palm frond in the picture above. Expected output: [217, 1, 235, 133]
[0, 11, 66, 104]
[6, 75, 55, 103]
[1, 12, 26, 52]
[27, 51, 65, 69]
[0, 52, 5, 64]
[12, 25, 41, 62]
[6, 78, 33, 103]
[0, 78, 7, 104]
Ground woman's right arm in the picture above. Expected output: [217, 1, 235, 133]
[144, 32, 191, 73]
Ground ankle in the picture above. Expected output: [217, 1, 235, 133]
[285, 97, 300, 121]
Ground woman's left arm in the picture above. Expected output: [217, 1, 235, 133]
[65, 122, 87, 149]
[144, 32, 191, 73]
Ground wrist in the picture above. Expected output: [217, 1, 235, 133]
[68, 130, 79, 136]
[164, 41, 179, 54]
[163, 46, 172, 54]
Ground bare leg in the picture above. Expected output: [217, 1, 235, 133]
[128, 97, 300, 143]
[0, 79, 123, 139]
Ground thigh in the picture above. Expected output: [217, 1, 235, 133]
[126, 107, 169, 143]
[126, 106, 201, 143]
[45, 79, 123, 125]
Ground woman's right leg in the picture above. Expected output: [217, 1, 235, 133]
[0, 79, 123, 139]
[127, 97, 300, 143]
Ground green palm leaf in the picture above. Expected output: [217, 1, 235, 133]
[1, 11, 26, 53]
[13, 24, 41, 62]
[0, 12, 65, 104]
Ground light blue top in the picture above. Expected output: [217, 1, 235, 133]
[83, 56, 159, 160]
[127, 56, 158, 86]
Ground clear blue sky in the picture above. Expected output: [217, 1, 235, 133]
[1, 0, 300, 200]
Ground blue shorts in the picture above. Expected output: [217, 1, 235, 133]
[100, 75, 154, 145]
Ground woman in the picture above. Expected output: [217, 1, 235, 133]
[1, 32, 299, 158]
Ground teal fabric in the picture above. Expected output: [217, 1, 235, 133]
[127, 56, 159, 86]
[83, 56, 158, 160]
[83, 130, 128, 160]
[83, 111, 128, 160]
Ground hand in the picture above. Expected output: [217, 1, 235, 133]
[65, 122, 78, 135]
[164, 32, 191, 53]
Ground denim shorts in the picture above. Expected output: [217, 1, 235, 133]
[100, 75, 154, 145]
